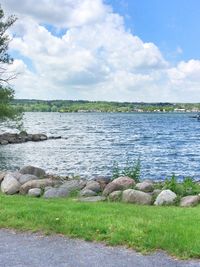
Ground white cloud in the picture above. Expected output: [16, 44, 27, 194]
[2, 0, 200, 101]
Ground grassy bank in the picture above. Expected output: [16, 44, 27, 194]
[0, 194, 200, 259]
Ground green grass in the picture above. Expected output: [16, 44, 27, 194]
[0, 194, 200, 259]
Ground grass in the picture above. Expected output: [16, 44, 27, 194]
[0, 194, 200, 259]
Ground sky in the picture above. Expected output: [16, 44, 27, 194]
[1, 0, 200, 102]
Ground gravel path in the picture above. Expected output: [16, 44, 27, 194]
[0, 229, 199, 267]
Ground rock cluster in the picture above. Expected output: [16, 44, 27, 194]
[0, 132, 61, 145]
[0, 166, 200, 207]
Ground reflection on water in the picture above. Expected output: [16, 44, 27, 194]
[0, 112, 200, 180]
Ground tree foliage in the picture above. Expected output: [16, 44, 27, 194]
[0, 5, 18, 120]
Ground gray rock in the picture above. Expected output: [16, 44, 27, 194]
[135, 181, 154, 193]
[0, 140, 8, 145]
[28, 188, 42, 197]
[180, 195, 200, 207]
[60, 180, 85, 193]
[20, 179, 58, 194]
[78, 196, 106, 202]
[1, 173, 21, 194]
[43, 187, 69, 198]
[122, 189, 152, 205]
[103, 176, 135, 196]
[79, 189, 97, 197]
[108, 191, 122, 201]
[152, 189, 162, 198]
[85, 181, 101, 193]
[19, 174, 39, 185]
[19, 166, 45, 178]
[154, 190, 177, 206]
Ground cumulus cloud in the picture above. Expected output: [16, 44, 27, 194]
[1, 0, 200, 101]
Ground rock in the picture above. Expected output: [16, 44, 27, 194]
[1, 173, 21, 194]
[19, 166, 45, 177]
[78, 196, 106, 202]
[20, 179, 58, 194]
[39, 134, 48, 141]
[135, 181, 154, 193]
[85, 181, 101, 193]
[32, 134, 41, 141]
[180, 195, 200, 207]
[122, 189, 152, 205]
[79, 189, 97, 197]
[0, 140, 8, 145]
[103, 176, 135, 196]
[152, 189, 162, 198]
[19, 174, 39, 185]
[48, 136, 62, 140]
[28, 188, 42, 197]
[94, 176, 111, 190]
[0, 171, 6, 182]
[43, 187, 69, 198]
[154, 190, 177, 206]
[108, 191, 122, 201]
[60, 180, 85, 193]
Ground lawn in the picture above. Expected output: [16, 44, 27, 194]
[0, 193, 200, 259]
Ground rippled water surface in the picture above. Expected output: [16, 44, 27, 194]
[0, 112, 200, 180]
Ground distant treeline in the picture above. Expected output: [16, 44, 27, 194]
[12, 99, 200, 113]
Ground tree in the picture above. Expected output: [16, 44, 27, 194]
[0, 5, 19, 120]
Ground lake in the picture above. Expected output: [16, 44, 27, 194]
[0, 112, 200, 180]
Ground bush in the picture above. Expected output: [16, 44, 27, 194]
[112, 158, 141, 183]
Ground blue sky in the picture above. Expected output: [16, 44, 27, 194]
[106, 0, 200, 62]
[2, 0, 200, 102]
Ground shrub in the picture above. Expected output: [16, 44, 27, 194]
[112, 158, 141, 183]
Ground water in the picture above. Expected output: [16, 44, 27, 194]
[0, 112, 200, 180]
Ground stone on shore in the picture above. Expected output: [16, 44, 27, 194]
[103, 176, 135, 196]
[135, 181, 154, 193]
[180, 195, 200, 207]
[60, 180, 86, 193]
[122, 189, 152, 205]
[108, 191, 122, 201]
[28, 188, 42, 197]
[20, 179, 58, 194]
[84, 181, 101, 193]
[78, 196, 106, 202]
[43, 187, 69, 198]
[19, 166, 45, 178]
[154, 190, 177, 206]
[79, 189, 97, 197]
[1, 173, 21, 195]
[19, 174, 39, 185]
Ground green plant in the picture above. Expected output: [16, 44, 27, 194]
[112, 158, 141, 182]
[182, 177, 200, 196]
[163, 174, 183, 196]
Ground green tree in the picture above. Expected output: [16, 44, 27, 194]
[0, 6, 18, 120]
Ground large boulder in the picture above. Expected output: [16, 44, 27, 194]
[154, 190, 177, 206]
[78, 196, 106, 202]
[43, 187, 69, 198]
[79, 189, 97, 197]
[122, 189, 152, 205]
[84, 181, 101, 193]
[135, 181, 154, 193]
[1, 173, 21, 194]
[19, 166, 45, 178]
[103, 176, 135, 196]
[20, 179, 57, 194]
[19, 174, 39, 185]
[28, 188, 42, 197]
[108, 190, 122, 201]
[94, 176, 111, 190]
[180, 195, 200, 207]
